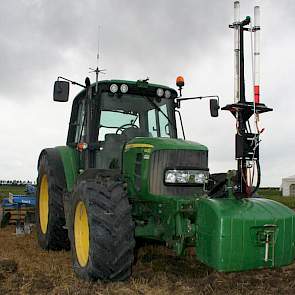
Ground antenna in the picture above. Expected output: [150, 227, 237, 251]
[89, 25, 106, 93]
[97, 25, 100, 65]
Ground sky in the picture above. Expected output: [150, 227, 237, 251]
[0, 0, 294, 186]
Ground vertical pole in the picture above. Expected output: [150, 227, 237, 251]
[254, 6, 260, 104]
[85, 85, 91, 169]
[235, 7, 250, 195]
[85, 83, 96, 169]
[239, 25, 248, 194]
[234, 1, 240, 103]
[239, 25, 246, 103]
[95, 68, 99, 94]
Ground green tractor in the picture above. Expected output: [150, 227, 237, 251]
[36, 3, 295, 282]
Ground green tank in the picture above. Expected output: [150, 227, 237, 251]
[196, 198, 295, 271]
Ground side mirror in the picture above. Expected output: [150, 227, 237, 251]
[210, 98, 219, 117]
[53, 81, 69, 102]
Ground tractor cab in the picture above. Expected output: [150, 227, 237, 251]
[63, 79, 178, 169]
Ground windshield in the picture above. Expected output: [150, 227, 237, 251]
[99, 111, 139, 140]
[98, 92, 176, 141]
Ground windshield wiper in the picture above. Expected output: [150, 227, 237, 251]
[144, 96, 177, 132]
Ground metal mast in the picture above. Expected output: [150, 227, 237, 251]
[222, 1, 272, 198]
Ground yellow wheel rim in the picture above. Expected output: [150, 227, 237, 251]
[39, 175, 49, 234]
[74, 201, 89, 267]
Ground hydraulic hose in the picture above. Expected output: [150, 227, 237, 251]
[252, 160, 261, 194]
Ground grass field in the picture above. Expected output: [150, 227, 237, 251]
[258, 187, 295, 208]
[0, 185, 25, 201]
[1, 226, 295, 294]
[263, 195, 295, 209]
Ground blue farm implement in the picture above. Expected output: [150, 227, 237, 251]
[0, 184, 36, 233]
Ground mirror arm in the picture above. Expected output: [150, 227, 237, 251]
[176, 95, 220, 107]
[175, 110, 186, 140]
[58, 76, 86, 88]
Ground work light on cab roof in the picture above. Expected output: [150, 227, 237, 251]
[164, 90, 171, 99]
[156, 88, 164, 97]
[110, 83, 118, 93]
[120, 84, 128, 93]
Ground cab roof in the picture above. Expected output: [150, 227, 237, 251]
[100, 79, 177, 91]
[73, 79, 178, 101]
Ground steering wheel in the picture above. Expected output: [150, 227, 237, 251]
[116, 123, 139, 134]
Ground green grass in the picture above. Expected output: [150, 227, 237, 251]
[263, 195, 295, 209]
[0, 185, 25, 201]
[258, 187, 295, 209]
[258, 187, 281, 197]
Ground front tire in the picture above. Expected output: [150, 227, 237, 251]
[36, 151, 70, 250]
[69, 175, 135, 281]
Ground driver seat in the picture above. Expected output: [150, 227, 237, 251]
[122, 127, 149, 141]
[96, 129, 149, 169]
[96, 133, 126, 169]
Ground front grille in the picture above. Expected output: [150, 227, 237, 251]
[149, 149, 208, 196]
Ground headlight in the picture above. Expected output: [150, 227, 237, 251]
[120, 84, 128, 93]
[164, 169, 209, 185]
[110, 84, 118, 93]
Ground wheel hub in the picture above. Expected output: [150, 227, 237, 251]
[74, 201, 89, 267]
[39, 175, 49, 234]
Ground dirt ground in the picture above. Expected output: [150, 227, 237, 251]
[1, 226, 295, 295]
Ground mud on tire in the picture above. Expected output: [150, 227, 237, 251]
[69, 174, 135, 281]
[36, 150, 70, 250]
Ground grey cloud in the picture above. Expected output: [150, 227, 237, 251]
[0, 0, 232, 101]
[0, 0, 294, 186]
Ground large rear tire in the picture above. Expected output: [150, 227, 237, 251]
[36, 151, 70, 250]
[69, 175, 135, 281]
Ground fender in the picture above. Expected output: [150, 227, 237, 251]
[38, 146, 79, 192]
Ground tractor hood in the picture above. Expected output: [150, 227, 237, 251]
[123, 137, 209, 200]
[124, 137, 208, 152]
